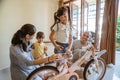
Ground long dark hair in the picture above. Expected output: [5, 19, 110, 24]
[11, 24, 36, 51]
[50, 6, 71, 31]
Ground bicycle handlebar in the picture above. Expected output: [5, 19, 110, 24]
[96, 49, 107, 57]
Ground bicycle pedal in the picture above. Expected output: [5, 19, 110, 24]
[88, 70, 91, 74]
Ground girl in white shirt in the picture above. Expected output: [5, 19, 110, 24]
[49, 6, 73, 54]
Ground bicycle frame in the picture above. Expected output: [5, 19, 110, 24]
[69, 50, 106, 72]
[48, 49, 106, 80]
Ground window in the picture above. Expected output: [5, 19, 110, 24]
[70, 0, 105, 48]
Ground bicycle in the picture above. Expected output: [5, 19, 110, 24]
[27, 49, 107, 80]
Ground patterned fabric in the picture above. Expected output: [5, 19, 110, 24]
[72, 40, 92, 62]
[10, 43, 40, 80]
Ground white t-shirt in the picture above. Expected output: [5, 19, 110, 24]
[52, 22, 72, 43]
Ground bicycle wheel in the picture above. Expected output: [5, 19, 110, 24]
[83, 58, 106, 80]
[27, 66, 59, 80]
[69, 75, 78, 80]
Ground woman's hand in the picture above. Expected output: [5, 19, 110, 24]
[49, 54, 62, 62]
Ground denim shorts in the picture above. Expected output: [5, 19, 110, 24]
[54, 41, 69, 54]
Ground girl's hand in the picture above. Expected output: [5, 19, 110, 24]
[55, 45, 63, 51]
[49, 54, 62, 62]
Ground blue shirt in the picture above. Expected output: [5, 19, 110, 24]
[10, 44, 37, 80]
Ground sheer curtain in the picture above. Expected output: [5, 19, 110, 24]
[100, 0, 119, 64]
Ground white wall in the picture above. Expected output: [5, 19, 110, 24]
[0, 0, 58, 70]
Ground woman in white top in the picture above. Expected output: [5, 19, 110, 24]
[49, 6, 73, 54]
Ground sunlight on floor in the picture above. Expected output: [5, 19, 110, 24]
[113, 74, 120, 80]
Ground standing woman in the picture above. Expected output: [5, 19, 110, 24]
[10, 24, 61, 80]
[49, 6, 73, 54]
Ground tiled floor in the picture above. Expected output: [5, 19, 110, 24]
[112, 51, 120, 80]
[0, 43, 120, 80]
[0, 68, 11, 80]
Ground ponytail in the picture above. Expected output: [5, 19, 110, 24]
[50, 12, 60, 31]
[11, 24, 36, 52]
[11, 29, 28, 51]
[11, 29, 23, 45]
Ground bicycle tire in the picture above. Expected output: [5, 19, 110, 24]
[69, 75, 78, 80]
[27, 66, 59, 80]
[83, 58, 106, 80]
